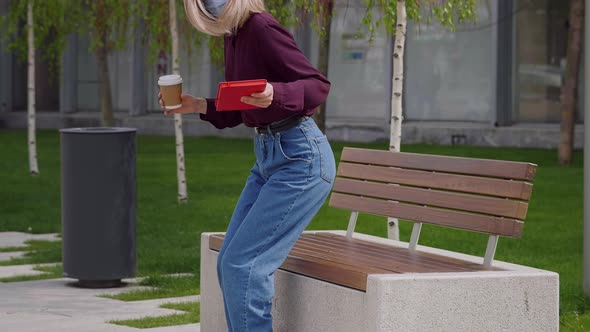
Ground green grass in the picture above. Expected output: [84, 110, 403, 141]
[101, 274, 199, 301]
[0, 129, 585, 327]
[0, 246, 28, 253]
[110, 301, 200, 329]
[0, 240, 61, 266]
[0, 264, 63, 282]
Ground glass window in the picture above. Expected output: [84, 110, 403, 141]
[405, 1, 496, 122]
[514, 0, 569, 123]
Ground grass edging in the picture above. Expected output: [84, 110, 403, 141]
[109, 301, 200, 329]
[0, 264, 62, 282]
[100, 274, 199, 302]
[0, 240, 61, 267]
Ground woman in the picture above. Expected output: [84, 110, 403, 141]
[160, 0, 335, 331]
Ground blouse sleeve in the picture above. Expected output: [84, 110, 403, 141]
[258, 23, 331, 113]
[199, 99, 243, 129]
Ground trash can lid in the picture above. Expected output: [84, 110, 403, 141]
[60, 127, 137, 134]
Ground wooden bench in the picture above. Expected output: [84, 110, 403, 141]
[201, 147, 559, 331]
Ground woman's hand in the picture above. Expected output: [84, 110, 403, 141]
[159, 93, 207, 115]
[241, 83, 274, 108]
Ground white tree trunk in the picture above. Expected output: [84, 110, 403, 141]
[169, 0, 188, 203]
[27, 1, 39, 176]
[387, 1, 406, 240]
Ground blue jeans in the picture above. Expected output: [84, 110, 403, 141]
[216, 117, 336, 331]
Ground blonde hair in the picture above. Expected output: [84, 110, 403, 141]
[184, 0, 265, 36]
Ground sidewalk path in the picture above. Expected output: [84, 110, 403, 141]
[0, 278, 200, 331]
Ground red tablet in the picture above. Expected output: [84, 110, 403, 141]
[215, 79, 268, 111]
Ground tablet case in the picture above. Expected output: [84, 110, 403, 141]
[215, 79, 268, 111]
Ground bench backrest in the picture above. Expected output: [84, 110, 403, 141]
[329, 148, 537, 266]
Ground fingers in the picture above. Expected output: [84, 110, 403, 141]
[251, 83, 272, 98]
[241, 96, 272, 108]
[242, 83, 273, 108]
[164, 107, 194, 116]
[158, 92, 165, 110]
[250, 90, 271, 99]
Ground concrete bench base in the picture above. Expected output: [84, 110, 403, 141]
[200, 231, 559, 332]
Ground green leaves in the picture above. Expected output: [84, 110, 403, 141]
[0, 0, 477, 75]
[361, 0, 478, 38]
[134, 0, 207, 65]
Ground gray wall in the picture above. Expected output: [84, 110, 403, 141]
[76, 35, 133, 112]
[325, 0, 392, 128]
[0, 0, 10, 113]
[0, 30, 11, 113]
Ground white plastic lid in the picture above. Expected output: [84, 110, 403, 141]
[158, 74, 183, 86]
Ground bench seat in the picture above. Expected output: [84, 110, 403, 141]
[209, 232, 500, 291]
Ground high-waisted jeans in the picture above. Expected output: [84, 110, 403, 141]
[216, 117, 336, 331]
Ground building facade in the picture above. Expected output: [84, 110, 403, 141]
[0, 0, 584, 148]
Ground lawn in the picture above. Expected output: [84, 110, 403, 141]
[0, 129, 585, 327]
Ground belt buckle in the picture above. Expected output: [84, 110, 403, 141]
[255, 125, 270, 135]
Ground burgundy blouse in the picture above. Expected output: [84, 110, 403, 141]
[200, 12, 331, 128]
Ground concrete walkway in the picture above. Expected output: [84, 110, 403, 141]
[0, 232, 201, 331]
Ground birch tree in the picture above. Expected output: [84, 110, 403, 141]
[387, 2, 406, 240]
[363, 0, 477, 239]
[26, 1, 38, 176]
[169, 0, 188, 203]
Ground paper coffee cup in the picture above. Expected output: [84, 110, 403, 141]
[158, 74, 183, 110]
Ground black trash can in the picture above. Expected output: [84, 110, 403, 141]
[60, 127, 137, 288]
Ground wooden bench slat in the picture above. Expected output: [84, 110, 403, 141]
[210, 234, 389, 274]
[294, 240, 447, 273]
[298, 234, 480, 271]
[341, 147, 537, 181]
[291, 244, 398, 273]
[209, 234, 376, 291]
[329, 193, 524, 238]
[281, 254, 370, 291]
[295, 236, 477, 273]
[333, 178, 529, 219]
[310, 233, 501, 271]
[209, 234, 225, 251]
[338, 162, 533, 201]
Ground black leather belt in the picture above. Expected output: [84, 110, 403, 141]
[255, 115, 309, 135]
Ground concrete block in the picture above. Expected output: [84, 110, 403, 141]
[366, 272, 558, 332]
[200, 231, 559, 332]
[200, 233, 227, 332]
